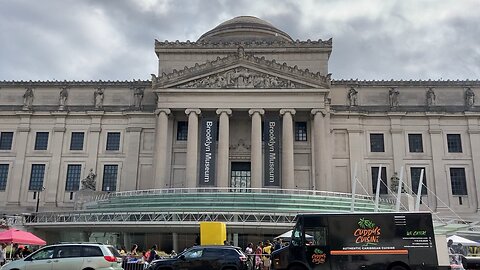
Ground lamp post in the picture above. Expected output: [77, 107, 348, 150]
[35, 186, 45, 213]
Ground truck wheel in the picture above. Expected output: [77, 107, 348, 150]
[289, 265, 307, 270]
[390, 265, 408, 270]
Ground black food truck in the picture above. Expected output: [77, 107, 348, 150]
[272, 212, 448, 270]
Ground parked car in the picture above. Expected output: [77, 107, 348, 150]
[0, 243, 123, 270]
[147, 245, 248, 270]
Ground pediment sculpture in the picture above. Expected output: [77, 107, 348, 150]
[178, 67, 306, 89]
[152, 46, 331, 89]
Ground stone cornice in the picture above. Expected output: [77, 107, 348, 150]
[332, 79, 480, 88]
[0, 80, 150, 88]
[155, 38, 332, 50]
[153, 48, 331, 89]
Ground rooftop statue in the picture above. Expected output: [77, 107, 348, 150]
[81, 169, 96, 191]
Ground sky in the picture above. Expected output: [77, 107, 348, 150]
[0, 0, 479, 81]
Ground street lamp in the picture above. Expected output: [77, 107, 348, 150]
[35, 186, 45, 213]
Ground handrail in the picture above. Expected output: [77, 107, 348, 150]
[86, 187, 395, 206]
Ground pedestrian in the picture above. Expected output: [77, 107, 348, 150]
[119, 245, 126, 256]
[245, 243, 254, 269]
[275, 239, 282, 250]
[22, 246, 31, 257]
[262, 240, 272, 270]
[0, 243, 6, 266]
[13, 245, 23, 260]
[141, 251, 147, 263]
[255, 242, 263, 270]
[147, 245, 159, 263]
[129, 244, 138, 256]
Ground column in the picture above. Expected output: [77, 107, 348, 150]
[324, 110, 333, 190]
[347, 120, 367, 194]
[280, 109, 296, 189]
[467, 117, 480, 210]
[185, 108, 201, 188]
[389, 115, 405, 174]
[249, 109, 265, 189]
[7, 113, 31, 205]
[47, 114, 67, 205]
[216, 109, 232, 188]
[122, 127, 142, 191]
[85, 112, 103, 190]
[311, 109, 326, 190]
[172, 233, 178, 254]
[428, 116, 446, 210]
[154, 109, 171, 189]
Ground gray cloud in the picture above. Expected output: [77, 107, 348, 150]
[0, 0, 478, 81]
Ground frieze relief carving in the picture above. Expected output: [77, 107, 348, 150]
[230, 139, 251, 153]
[178, 67, 304, 89]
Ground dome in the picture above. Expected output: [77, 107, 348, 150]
[197, 16, 293, 43]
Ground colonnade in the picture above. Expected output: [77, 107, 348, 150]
[153, 108, 330, 190]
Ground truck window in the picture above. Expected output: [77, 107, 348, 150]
[305, 227, 327, 246]
[291, 221, 303, 247]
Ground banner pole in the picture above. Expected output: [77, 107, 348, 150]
[374, 165, 382, 212]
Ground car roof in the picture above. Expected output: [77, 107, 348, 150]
[191, 245, 240, 248]
[44, 243, 111, 247]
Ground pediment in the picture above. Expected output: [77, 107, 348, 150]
[152, 47, 331, 89]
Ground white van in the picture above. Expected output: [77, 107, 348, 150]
[1, 243, 123, 270]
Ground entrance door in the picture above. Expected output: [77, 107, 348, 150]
[230, 162, 251, 192]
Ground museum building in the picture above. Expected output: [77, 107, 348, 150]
[0, 16, 479, 250]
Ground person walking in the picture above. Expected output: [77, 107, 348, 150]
[262, 240, 272, 270]
[0, 243, 7, 266]
[147, 245, 159, 263]
[129, 244, 138, 256]
[255, 242, 263, 270]
[245, 243, 254, 269]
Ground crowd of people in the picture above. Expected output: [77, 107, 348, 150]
[447, 239, 468, 266]
[242, 238, 287, 270]
[119, 243, 177, 267]
[118, 237, 287, 270]
[0, 243, 34, 265]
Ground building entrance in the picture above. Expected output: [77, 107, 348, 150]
[230, 162, 251, 192]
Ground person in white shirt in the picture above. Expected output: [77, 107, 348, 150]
[0, 243, 7, 266]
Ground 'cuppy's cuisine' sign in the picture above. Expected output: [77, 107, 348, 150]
[354, 218, 381, 245]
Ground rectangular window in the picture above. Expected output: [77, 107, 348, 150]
[408, 134, 423, 153]
[410, 167, 427, 195]
[29, 164, 45, 191]
[295, 122, 308, 141]
[0, 164, 9, 191]
[176, 121, 188, 141]
[450, 168, 467, 195]
[70, 132, 85, 150]
[0, 132, 14, 150]
[106, 132, 120, 151]
[65, 164, 82, 191]
[371, 166, 388, 194]
[34, 132, 49, 150]
[370, 133, 385, 152]
[102, 165, 118, 192]
[447, 134, 462, 153]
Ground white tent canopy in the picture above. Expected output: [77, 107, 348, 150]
[274, 230, 313, 241]
[447, 235, 480, 246]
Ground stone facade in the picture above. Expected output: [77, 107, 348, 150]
[0, 16, 479, 221]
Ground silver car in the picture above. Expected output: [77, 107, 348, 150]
[0, 243, 123, 270]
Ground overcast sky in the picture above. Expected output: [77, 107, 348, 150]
[1, 0, 479, 81]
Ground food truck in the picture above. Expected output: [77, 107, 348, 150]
[272, 212, 449, 270]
